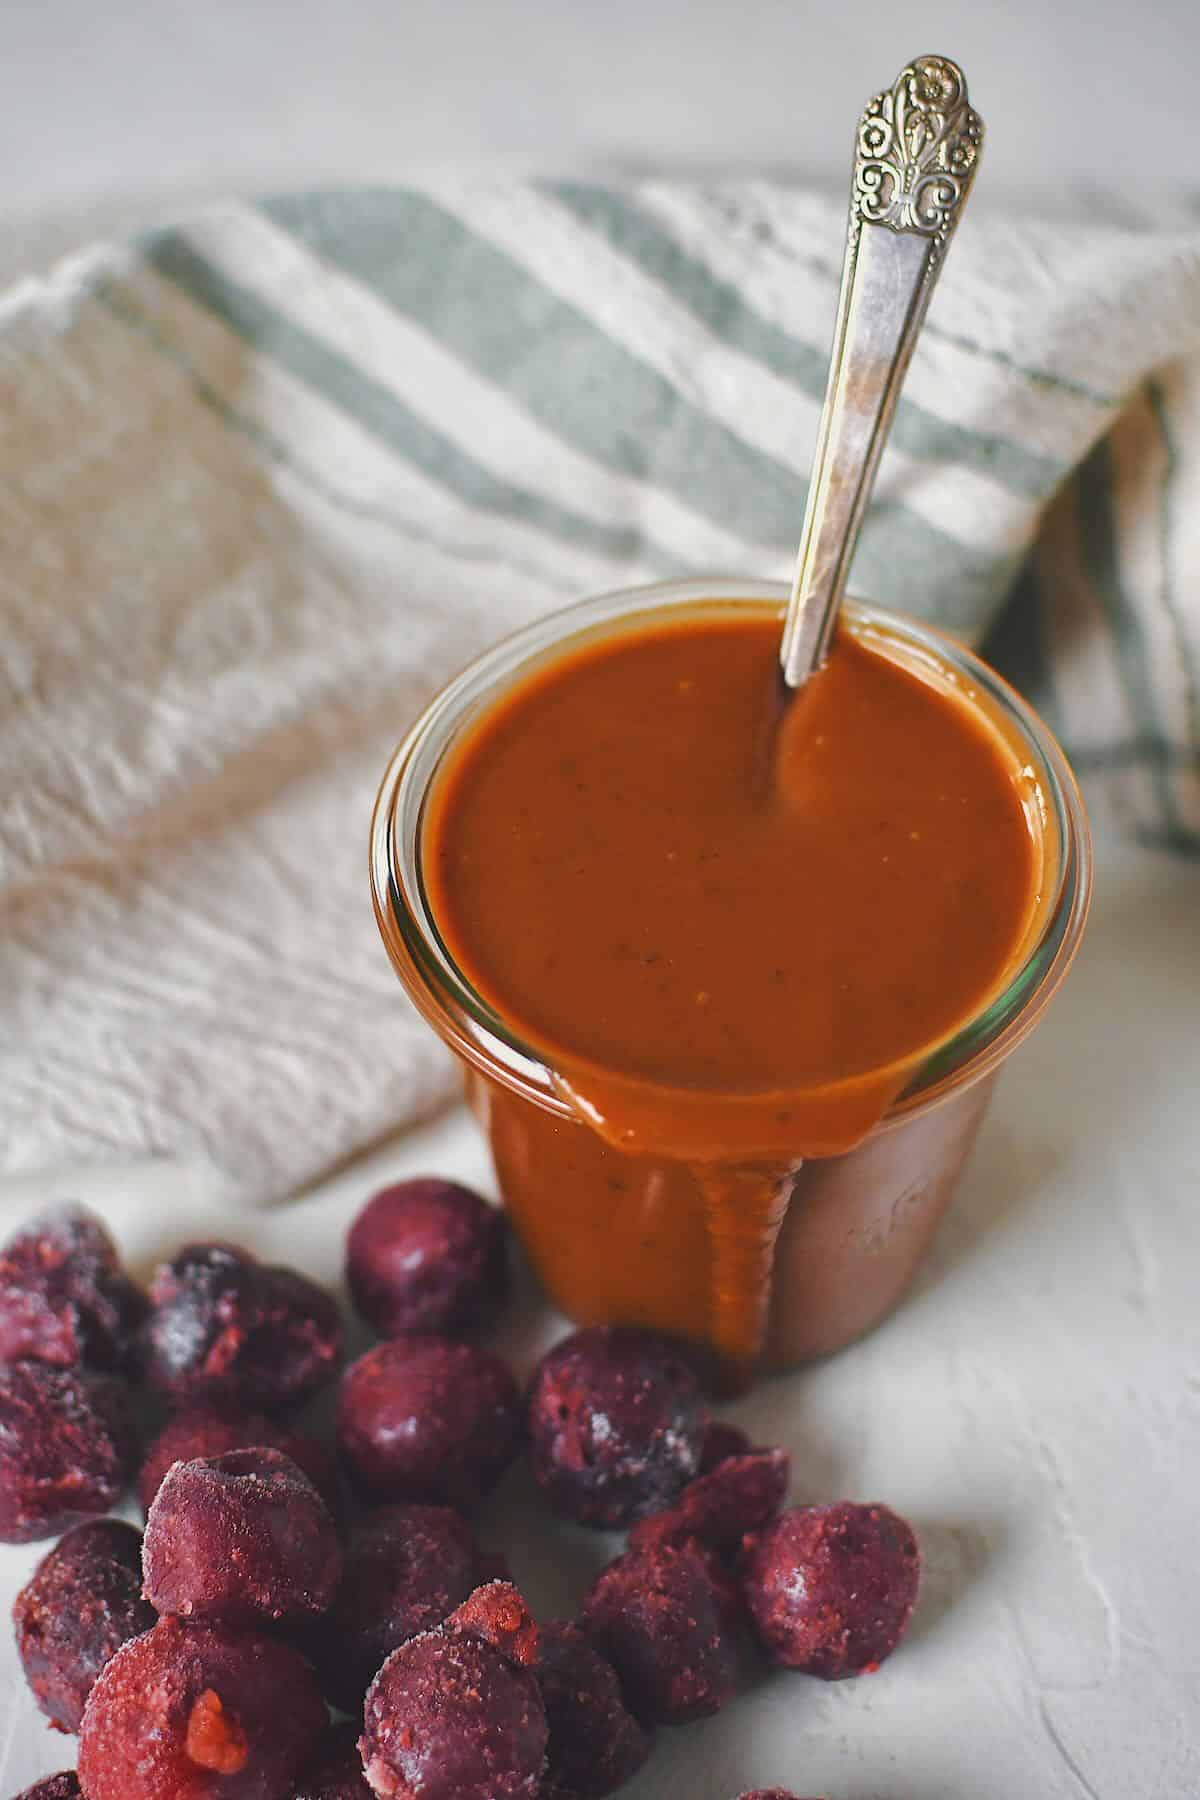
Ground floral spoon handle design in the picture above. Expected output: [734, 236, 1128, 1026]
[780, 55, 984, 688]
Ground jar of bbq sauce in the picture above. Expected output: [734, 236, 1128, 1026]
[372, 578, 1090, 1386]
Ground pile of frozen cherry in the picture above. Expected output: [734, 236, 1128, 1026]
[0, 1182, 920, 1800]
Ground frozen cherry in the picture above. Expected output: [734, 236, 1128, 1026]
[360, 1625, 547, 1800]
[535, 1621, 651, 1799]
[582, 1540, 738, 1726]
[143, 1243, 342, 1413]
[0, 1204, 146, 1374]
[741, 1502, 920, 1679]
[14, 1518, 155, 1733]
[700, 1421, 753, 1473]
[78, 1615, 325, 1800]
[308, 1503, 479, 1712]
[143, 1448, 341, 1627]
[138, 1405, 340, 1517]
[445, 1581, 538, 1668]
[629, 1449, 789, 1555]
[346, 1180, 508, 1338]
[293, 1722, 372, 1799]
[337, 1337, 520, 1511]
[526, 1327, 706, 1529]
[0, 1362, 134, 1543]
[13, 1778, 82, 1799]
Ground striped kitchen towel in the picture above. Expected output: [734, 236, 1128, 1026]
[1, 180, 1197, 1204]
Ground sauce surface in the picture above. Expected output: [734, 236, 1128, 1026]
[425, 609, 1037, 1114]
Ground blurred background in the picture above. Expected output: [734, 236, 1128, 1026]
[4, 0, 1195, 279]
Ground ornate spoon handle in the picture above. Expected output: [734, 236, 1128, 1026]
[780, 55, 984, 688]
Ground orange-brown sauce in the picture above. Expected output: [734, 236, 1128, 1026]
[427, 612, 1034, 1097]
[422, 606, 1039, 1370]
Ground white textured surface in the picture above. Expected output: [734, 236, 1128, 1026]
[0, 833, 1196, 1797]
[4, 2, 1200, 297]
[6, 0, 1200, 215]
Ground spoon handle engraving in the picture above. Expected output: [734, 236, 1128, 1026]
[780, 55, 984, 688]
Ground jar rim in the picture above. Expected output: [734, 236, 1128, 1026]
[370, 577, 1092, 1136]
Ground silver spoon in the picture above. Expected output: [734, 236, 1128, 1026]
[780, 54, 984, 689]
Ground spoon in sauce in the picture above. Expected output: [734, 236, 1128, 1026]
[780, 54, 984, 689]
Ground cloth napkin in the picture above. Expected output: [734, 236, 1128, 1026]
[2, 180, 1198, 1207]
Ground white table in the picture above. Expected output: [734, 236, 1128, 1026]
[1, 833, 1197, 1798]
[7, 0, 1200, 226]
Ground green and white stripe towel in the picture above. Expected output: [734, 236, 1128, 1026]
[1, 180, 1197, 1203]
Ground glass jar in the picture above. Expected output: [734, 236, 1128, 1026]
[371, 579, 1091, 1379]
